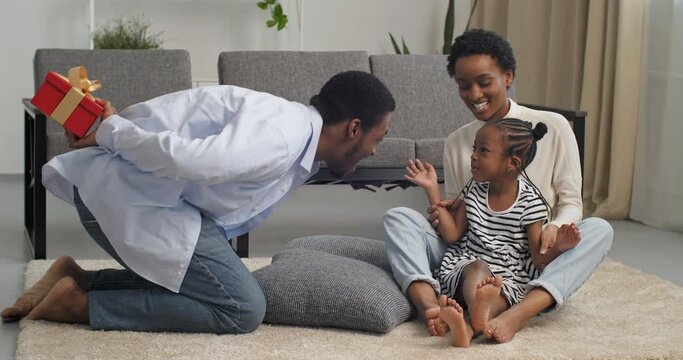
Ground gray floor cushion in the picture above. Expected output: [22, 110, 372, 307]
[286, 235, 391, 272]
[253, 247, 414, 333]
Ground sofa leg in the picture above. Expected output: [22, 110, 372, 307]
[24, 109, 47, 259]
[236, 233, 249, 258]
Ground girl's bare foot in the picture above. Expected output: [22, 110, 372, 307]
[438, 295, 472, 347]
[555, 223, 580, 252]
[470, 276, 503, 332]
[484, 307, 528, 343]
[424, 307, 449, 336]
[2, 256, 87, 322]
[26, 277, 89, 324]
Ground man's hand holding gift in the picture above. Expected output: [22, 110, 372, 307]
[65, 99, 116, 149]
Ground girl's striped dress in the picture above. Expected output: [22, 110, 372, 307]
[438, 178, 548, 306]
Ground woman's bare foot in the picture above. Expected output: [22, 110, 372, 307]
[470, 276, 503, 332]
[484, 307, 528, 343]
[26, 277, 89, 324]
[2, 256, 87, 322]
[438, 295, 472, 347]
[555, 223, 580, 252]
[424, 307, 449, 336]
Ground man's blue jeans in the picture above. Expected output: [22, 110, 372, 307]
[74, 189, 266, 333]
[383, 207, 613, 307]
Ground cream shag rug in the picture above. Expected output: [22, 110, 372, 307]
[15, 258, 683, 360]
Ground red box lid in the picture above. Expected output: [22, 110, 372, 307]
[44, 71, 103, 116]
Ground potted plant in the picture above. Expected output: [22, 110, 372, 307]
[389, 0, 478, 55]
[92, 14, 164, 49]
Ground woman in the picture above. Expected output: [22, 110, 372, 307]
[383, 29, 613, 343]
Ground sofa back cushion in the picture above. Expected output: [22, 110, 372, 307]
[369, 55, 473, 141]
[34, 49, 193, 134]
[218, 51, 370, 105]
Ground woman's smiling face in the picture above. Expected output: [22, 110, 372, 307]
[453, 54, 513, 122]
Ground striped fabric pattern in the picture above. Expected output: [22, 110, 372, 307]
[439, 178, 548, 306]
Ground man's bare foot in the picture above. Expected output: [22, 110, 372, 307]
[555, 223, 581, 252]
[2, 256, 87, 322]
[424, 307, 449, 336]
[438, 295, 472, 347]
[484, 307, 528, 343]
[470, 276, 503, 332]
[26, 277, 89, 324]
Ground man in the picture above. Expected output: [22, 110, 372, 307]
[2, 71, 395, 334]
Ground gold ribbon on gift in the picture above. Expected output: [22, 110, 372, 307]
[67, 66, 101, 96]
[50, 66, 101, 125]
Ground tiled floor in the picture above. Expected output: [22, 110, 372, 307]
[1, 174, 682, 359]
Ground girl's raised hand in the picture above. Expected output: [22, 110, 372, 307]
[404, 159, 438, 189]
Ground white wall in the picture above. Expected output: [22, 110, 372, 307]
[0, 0, 471, 173]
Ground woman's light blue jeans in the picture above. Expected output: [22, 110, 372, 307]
[383, 207, 613, 307]
[74, 188, 266, 333]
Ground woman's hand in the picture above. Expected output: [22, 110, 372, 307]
[404, 159, 438, 190]
[539, 224, 559, 255]
[427, 198, 463, 228]
[65, 99, 116, 149]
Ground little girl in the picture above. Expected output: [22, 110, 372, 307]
[404, 118, 579, 347]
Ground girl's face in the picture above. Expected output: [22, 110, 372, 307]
[453, 54, 513, 122]
[470, 125, 511, 182]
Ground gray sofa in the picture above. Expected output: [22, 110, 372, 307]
[24, 50, 585, 259]
[218, 51, 586, 186]
[217, 51, 586, 256]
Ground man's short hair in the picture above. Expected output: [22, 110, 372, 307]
[447, 29, 516, 78]
[311, 71, 395, 130]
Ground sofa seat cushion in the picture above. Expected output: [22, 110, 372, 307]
[321, 136, 415, 168]
[46, 133, 73, 161]
[358, 137, 414, 168]
[415, 138, 445, 168]
[253, 236, 414, 333]
[319, 137, 414, 169]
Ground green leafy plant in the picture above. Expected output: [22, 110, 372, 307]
[389, 32, 410, 54]
[442, 0, 456, 55]
[465, 0, 479, 33]
[256, 0, 288, 31]
[92, 15, 164, 49]
[390, 0, 478, 55]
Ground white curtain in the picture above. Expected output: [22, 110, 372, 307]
[630, 0, 683, 232]
[470, 0, 647, 220]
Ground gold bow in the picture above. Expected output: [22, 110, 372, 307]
[67, 66, 101, 98]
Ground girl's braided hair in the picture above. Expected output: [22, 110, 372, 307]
[488, 117, 547, 169]
[453, 118, 552, 220]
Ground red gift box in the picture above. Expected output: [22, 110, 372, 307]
[31, 66, 103, 138]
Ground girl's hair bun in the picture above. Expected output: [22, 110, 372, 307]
[532, 122, 548, 141]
